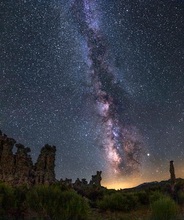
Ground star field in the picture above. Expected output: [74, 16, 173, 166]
[1, 0, 184, 188]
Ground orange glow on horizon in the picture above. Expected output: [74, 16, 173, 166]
[102, 181, 140, 190]
[101, 166, 184, 190]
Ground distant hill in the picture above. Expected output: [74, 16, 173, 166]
[123, 178, 184, 192]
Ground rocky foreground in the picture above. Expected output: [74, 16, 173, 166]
[0, 130, 56, 185]
[0, 131, 102, 188]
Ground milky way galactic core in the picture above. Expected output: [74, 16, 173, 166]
[71, 0, 143, 176]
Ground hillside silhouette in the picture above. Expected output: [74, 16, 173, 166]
[0, 130, 184, 220]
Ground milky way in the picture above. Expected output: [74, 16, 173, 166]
[1, 0, 184, 188]
[71, 0, 143, 175]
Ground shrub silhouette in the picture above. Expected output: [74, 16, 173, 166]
[136, 190, 149, 205]
[0, 183, 16, 216]
[177, 190, 184, 205]
[26, 185, 90, 220]
[97, 192, 138, 212]
[149, 191, 165, 204]
[151, 196, 178, 220]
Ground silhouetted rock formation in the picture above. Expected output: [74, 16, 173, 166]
[170, 160, 176, 184]
[73, 178, 89, 190]
[170, 160, 176, 197]
[34, 144, 56, 184]
[61, 171, 103, 192]
[0, 134, 16, 183]
[89, 171, 102, 187]
[0, 131, 56, 185]
[14, 144, 34, 185]
[60, 178, 73, 187]
[0, 130, 103, 189]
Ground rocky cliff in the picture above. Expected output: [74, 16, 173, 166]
[0, 131, 56, 185]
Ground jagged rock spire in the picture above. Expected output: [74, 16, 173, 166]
[170, 160, 176, 184]
[0, 131, 56, 185]
[34, 144, 56, 184]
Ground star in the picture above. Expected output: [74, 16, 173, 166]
[1, 0, 184, 189]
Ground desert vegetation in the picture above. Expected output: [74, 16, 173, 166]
[0, 179, 184, 220]
[0, 183, 90, 220]
[0, 132, 183, 219]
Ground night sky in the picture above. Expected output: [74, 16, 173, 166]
[1, 0, 184, 189]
